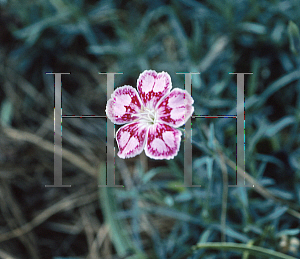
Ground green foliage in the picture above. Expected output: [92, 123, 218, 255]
[288, 21, 300, 55]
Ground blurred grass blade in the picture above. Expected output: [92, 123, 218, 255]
[265, 116, 295, 137]
[13, 10, 73, 45]
[192, 242, 297, 259]
[0, 98, 13, 126]
[258, 69, 300, 106]
[288, 21, 300, 55]
[276, 229, 300, 237]
[198, 229, 212, 243]
[224, 227, 249, 243]
[98, 164, 147, 259]
[257, 206, 288, 224]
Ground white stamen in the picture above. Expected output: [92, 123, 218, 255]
[131, 107, 157, 125]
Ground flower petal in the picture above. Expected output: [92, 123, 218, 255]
[137, 70, 172, 110]
[145, 123, 182, 160]
[116, 122, 148, 159]
[106, 85, 142, 125]
[156, 88, 194, 127]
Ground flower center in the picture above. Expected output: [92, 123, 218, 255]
[133, 106, 157, 125]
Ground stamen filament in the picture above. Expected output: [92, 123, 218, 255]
[130, 108, 157, 124]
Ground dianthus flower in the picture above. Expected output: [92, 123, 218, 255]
[106, 70, 194, 159]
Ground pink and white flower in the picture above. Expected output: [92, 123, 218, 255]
[106, 70, 194, 160]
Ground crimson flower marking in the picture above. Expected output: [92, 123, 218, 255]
[106, 70, 194, 160]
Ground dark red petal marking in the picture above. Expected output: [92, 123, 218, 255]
[156, 88, 194, 128]
[137, 70, 172, 110]
[106, 85, 142, 125]
[116, 122, 148, 159]
[145, 123, 182, 160]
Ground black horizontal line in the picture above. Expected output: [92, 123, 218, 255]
[62, 115, 106, 118]
[192, 115, 237, 118]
